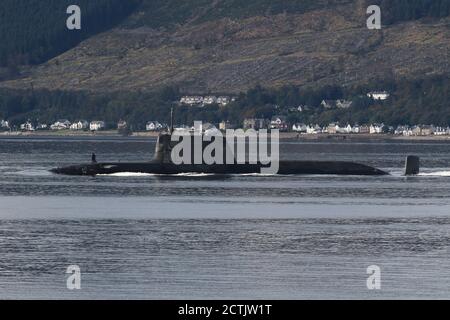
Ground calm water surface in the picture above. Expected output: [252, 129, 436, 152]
[0, 136, 449, 299]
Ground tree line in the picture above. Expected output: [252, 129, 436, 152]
[0, 0, 139, 69]
[1, 76, 448, 129]
[130, 0, 450, 29]
[370, 0, 450, 24]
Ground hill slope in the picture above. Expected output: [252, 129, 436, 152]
[0, 0, 449, 93]
[0, 0, 139, 68]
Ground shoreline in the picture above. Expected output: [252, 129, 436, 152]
[1, 131, 450, 141]
[279, 133, 450, 141]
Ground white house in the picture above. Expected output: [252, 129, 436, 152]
[321, 100, 336, 109]
[370, 123, 385, 134]
[146, 121, 163, 131]
[321, 99, 352, 110]
[395, 125, 408, 135]
[336, 100, 353, 109]
[343, 124, 353, 133]
[306, 124, 322, 134]
[70, 120, 89, 130]
[367, 91, 390, 101]
[180, 96, 204, 106]
[270, 116, 288, 131]
[203, 96, 217, 105]
[352, 125, 361, 134]
[434, 127, 450, 136]
[50, 119, 71, 130]
[334, 124, 350, 134]
[90, 121, 106, 131]
[20, 121, 35, 131]
[217, 96, 231, 106]
[326, 123, 340, 134]
[0, 120, 9, 129]
[292, 123, 307, 133]
[402, 126, 415, 136]
[420, 125, 435, 136]
[117, 120, 127, 130]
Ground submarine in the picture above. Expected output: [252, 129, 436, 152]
[51, 108, 420, 177]
[50, 128, 420, 177]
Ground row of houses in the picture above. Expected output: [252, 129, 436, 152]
[243, 116, 290, 131]
[145, 121, 166, 131]
[240, 118, 450, 136]
[16, 119, 171, 132]
[320, 99, 353, 110]
[6, 116, 449, 137]
[179, 95, 236, 107]
[298, 124, 378, 134]
[321, 92, 390, 109]
[293, 123, 450, 136]
[394, 125, 450, 136]
[19, 120, 107, 132]
[284, 91, 391, 113]
[179, 91, 388, 111]
[242, 118, 382, 133]
[296, 123, 388, 134]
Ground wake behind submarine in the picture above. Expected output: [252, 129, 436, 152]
[50, 128, 420, 177]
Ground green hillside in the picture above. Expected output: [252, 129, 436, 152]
[1, 76, 448, 128]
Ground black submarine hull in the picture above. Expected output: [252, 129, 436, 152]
[51, 161, 388, 176]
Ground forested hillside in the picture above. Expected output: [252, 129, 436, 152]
[1, 76, 448, 128]
[372, 0, 450, 24]
[0, 0, 139, 67]
[127, 0, 450, 28]
[1, 0, 448, 68]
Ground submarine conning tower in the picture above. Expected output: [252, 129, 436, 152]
[153, 130, 236, 165]
[153, 132, 174, 163]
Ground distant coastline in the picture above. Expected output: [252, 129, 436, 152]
[1, 130, 450, 141]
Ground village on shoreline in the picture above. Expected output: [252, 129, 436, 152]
[2, 91, 450, 141]
[2, 117, 450, 141]
[2, 126, 450, 141]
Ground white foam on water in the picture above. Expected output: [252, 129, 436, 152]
[383, 169, 450, 178]
[238, 173, 278, 177]
[14, 169, 52, 177]
[98, 172, 157, 177]
[418, 171, 450, 177]
[173, 173, 216, 177]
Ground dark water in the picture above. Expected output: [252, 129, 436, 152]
[0, 136, 449, 299]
